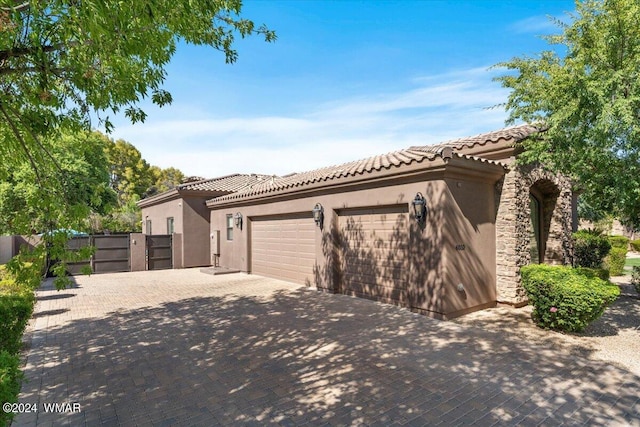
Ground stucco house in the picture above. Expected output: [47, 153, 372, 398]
[137, 173, 271, 268]
[205, 124, 575, 319]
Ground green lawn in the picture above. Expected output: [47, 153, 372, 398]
[624, 256, 640, 275]
[626, 257, 640, 267]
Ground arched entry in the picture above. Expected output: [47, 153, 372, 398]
[529, 193, 542, 264]
[528, 179, 560, 265]
[495, 164, 575, 306]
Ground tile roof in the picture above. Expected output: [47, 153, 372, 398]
[409, 124, 541, 153]
[209, 149, 440, 204]
[208, 147, 506, 205]
[138, 173, 273, 207]
[202, 125, 533, 206]
[177, 174, 273, 192]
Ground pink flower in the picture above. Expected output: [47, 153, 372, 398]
[550, 307, 558, 313]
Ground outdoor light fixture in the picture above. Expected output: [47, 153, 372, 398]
[234, 212, 243, 229]
[312, 203, 324, 227]
[412, 192, 427, 224]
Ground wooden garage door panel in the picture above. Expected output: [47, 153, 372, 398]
[338, 205, 409, 305]
[251, 216, 316, 285]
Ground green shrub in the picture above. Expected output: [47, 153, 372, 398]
[631, 239, 640, 252]
[574, 267, 610, 281]
[573, 229, 612, 269]
[604, 247, 627, 277]
[0, 350, 22, 427]
[608, 235, 630, 249]
[0, 292, 35, 354]
[631, 266, 640, 294]
[521, 265, 620, 332]
[0, 263, 37, 427]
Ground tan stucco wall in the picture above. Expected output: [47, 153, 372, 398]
[210, 174, 499, 319]
[0, 236, 13, 264]
[182, 198, 210, 268]
[142, 199, 183, 236]
[140, 196, 211, 268]
[442, 178, 497, 318]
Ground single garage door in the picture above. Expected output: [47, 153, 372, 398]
[338, 205, 409, 306]
[251, 214, 316, 285]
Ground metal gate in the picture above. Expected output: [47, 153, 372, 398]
[146, 234, 172, 270]
[66, 236, 91, 275]
[93, 235, 130, 273]
[66, 235, 130, 274]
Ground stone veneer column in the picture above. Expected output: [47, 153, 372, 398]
[495, 167, 529, 305]
[543, 183, 574, 265]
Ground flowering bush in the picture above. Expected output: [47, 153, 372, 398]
[521, 265, 620, 332]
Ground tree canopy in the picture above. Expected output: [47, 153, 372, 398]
[0, 0, 275, 176]
[495, 0, 640, 227]
[0, 1, 273, 284]
[0, 130, 116, 235]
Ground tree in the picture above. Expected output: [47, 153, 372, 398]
[495, 0, 640, 227]
[0, 0, 275, 173]
[147, 166, 185, 197]
[0, 1, 273, 286]
[105, 138, 154, 206]
[0, 130, 116, 235]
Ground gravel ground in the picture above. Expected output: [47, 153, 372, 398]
[452, 255, 640, 377]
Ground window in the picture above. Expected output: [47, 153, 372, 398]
[529, 193, 542, 263]
[146, 219, 152, 235]
[226, 214, 233, 240]
[167, 217, 174, 234]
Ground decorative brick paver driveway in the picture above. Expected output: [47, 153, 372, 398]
[13, 270, 640, 426]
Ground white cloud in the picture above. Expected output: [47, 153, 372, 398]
[109, 67, 510, 177]
[508, 15, 563, 35]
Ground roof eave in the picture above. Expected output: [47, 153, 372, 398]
[443, 155, 508, 182]
[136, 189, 181, 208]
[137, 188, 232, 208]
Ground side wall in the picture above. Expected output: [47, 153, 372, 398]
[182, 197, 211, 268]
[0, 235, 42, 264]
[0, 235, 12, 264]
[142, 199, 183, 237]
[442, 177, 498, 318]
[141, 196, 212, 268]
[210, 175, 498, 319]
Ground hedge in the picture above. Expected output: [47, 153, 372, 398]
[521, 265, 620, 332]
[574, 267, 610, 281]
[608, 235, 630, 249]
[631, 239, 640, 252]
[0, 350, 22, 427]
[0, 263, 37, 427]
[573, 230, 611, 269]
[632, 266, 640, 294]
[604, 247, 627, 277]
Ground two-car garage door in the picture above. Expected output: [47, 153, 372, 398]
[250, 205, 409, 307]
[251, 214, 316, 285]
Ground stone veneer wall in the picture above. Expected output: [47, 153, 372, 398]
[495, 162, 574, 306]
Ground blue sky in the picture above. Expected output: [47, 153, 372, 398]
[108, 0, 577, 178]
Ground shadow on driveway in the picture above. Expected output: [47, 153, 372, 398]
[14, 277, 640, 426]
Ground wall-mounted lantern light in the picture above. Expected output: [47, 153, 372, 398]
[234, 212, 243, 229]
[412, 192, 427, 225]
[312, 203, 324, 227]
